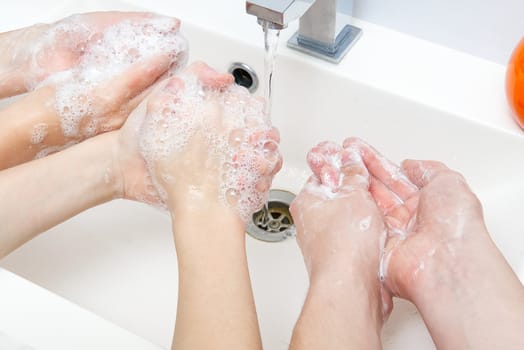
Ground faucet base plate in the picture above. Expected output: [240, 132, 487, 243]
[287, 24, 362, 64]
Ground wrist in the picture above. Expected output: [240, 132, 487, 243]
[406, 229, 494, 304]
[308, 271, 384, 330]
[171, 201, 247, 257]
[169, 188, 243, 225]
[85, 131, 122, 202]
[308, 252, 381, 288]
[171, 201, 245, 234]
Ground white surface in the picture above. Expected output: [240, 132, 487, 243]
[0, 269, 161, 350]
[351, 0, 524, 65]
[0, 331, 33, 350]
[0, 0, 523, 349]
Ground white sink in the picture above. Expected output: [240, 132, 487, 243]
[1, 0, 523, 349]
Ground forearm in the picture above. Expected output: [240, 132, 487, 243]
[171, 207, 262, 350]
[413, 236, 524, 350]
[0, 86, 74, 170]
[0, 132, 118, 258]
[290, 271, 383, 350]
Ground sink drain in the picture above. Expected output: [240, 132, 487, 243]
[246, 189, 296, 242]
[228, 62, 259, 93]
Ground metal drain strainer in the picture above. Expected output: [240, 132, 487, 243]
[246, 189, 296, 242]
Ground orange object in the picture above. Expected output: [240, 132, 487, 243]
[507, 38, 524, 129]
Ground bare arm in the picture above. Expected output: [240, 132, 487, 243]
[290, 271, 383, 350]
[289, 142, 385, 350]
[132, 62, 281, 349]
[171, 204, 262, 350]
[0, 131, 118, 258]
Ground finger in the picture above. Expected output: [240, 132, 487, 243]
[186, 61, 234, 91]
[401, 159, 449, 188]
[271, 155, 283, 176]
[371, 177, 413, 231]
[143, 76, 185, 114]
[267, 127, 280, 143]
[369, 176, 402, 213]
[162, 75, 185, 96]
[317, 165, 339, 190]
[290, 175, 319, 215]
[121, 70, 172, 118]
[338, 147, 369, 191]
[404, 195, 419, 217]
[262, 143, 281, 173]
[255, 176, 272, 192]
[344, 137, 418, 200]
[306, 174, 320, 186]
[247, 127, 280, 147]
[306, 141, 342, 187]
[101, 54, 173, 110]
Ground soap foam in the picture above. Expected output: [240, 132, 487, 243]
[30, 123, 48, 144]
[35, 140, 78, 159]
[139, 73, 275, 221]
[36, 15, 188, 138]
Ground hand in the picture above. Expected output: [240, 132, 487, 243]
[1, 12, 186, 96]
[343, 138, 489, 301]
[0, 12, 188, 169]
[45, 12, 187, 140]
[291, 141, 388, 318]
[113, 62, 282, 222]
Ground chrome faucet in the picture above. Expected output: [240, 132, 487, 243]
[246, 0, 362, 63]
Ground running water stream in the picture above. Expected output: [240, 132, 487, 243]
[262, 21, 281, 120]
[259, 21, 281, 227]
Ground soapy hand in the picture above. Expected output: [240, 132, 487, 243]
[290, 141, 389, 318]
[0, 12, 189, 168]
[114, 62, 282, 219]
[343, 138, 488, 301]
[43, 12, 187, 140]
[1, 12, 186, 97]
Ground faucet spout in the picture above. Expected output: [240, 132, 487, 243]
[246, 0, 315, 29]
[246, 0, 362, 63]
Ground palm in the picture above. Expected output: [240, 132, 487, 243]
[115, 92, 163, 206]
[344, 138, 485, 300]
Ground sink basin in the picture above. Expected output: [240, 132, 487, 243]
[1, 0, 523, 349]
